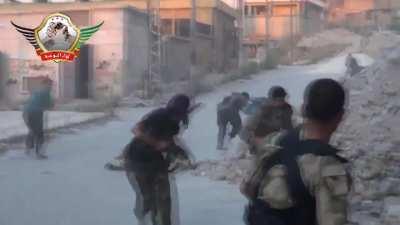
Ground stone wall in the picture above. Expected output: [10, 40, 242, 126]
[161, 35, 214, 83]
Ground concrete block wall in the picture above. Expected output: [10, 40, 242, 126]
[162, 36, 191, 82]
[122, 7, 149, 96]
[212, 8, 237, 72]
[89, 8, 124, 100]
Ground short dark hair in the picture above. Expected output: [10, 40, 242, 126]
[166, 94, 191, 126]
[303, 79, 346, 122]
[167, 94, 190, 113]
[241, 92, 250, 99]
[141, 108, 180, 141]
[268, 86, 287, 99]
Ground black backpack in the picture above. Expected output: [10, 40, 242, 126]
[244, 128, 347, 225]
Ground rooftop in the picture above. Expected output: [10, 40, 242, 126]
[0, 0, 238, 17]
[245, 0, 327, 8]
[0, 0, 145, 14]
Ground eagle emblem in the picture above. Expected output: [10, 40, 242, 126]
[11, 13, 103, 62]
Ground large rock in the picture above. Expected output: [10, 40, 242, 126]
[355, 158, 385, 180]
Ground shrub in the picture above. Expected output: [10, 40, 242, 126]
[239, 61, 259, 77]
[390, 17, 400, 34]
[188, 74, 214, 96]
[191, 80, 214, 95]
[261, 48, 281, 70]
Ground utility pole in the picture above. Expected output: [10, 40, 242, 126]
[289, 0, 294, 64]
[145, 0, 151, 98]
[189, 0, 196, 96]
[145, 0, 162, 99]
[238, 0, 245, 67]
[264, 0, 269, 60]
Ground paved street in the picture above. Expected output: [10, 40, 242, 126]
[0, 66, 341, 225]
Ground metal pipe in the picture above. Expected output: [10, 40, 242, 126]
[290, 0, 294, 64]
[238, 0, 245, 67]
[189, 0, 196, 96]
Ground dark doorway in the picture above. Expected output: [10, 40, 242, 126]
[0, 52, 8, 99]
[59, 60, 75, 99]
[75, 45, 92, 99]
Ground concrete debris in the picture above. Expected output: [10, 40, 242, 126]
[297, 29, 400, 61]
[361, 31, 400, 59]
[297, 28, 362, 49]
[333, 46, 400, 225]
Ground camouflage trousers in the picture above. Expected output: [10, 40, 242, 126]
[127, 171, 171, 225]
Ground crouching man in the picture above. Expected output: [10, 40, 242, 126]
[124, 94, 195, 225]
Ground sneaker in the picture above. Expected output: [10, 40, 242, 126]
[217, 146, 226, 150]
[25, 149, 31, 155]
[36, 153, 48, 159]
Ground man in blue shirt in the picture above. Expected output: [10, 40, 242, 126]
[23, 78, 54, 158]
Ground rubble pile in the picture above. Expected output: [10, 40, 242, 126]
[360, 31, 400, 59]
[295, 29, 400, 63]
[119, 92, 164, 108]
[191, 141, 253, 184]
[332, 46, 400, 225]
[297, 28, 362, 49]
[294, 29, 362, 64]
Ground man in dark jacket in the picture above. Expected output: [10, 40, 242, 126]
[23, 78, 54, 158]
[217, 92, 250, 150]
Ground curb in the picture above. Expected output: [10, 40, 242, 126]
[0, 112, 114, 147]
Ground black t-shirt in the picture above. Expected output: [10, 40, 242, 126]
[140, 108, 180, 141]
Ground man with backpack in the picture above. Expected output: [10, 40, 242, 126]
[216, 92, 250, 150]
[240, 79, 351, 225]
[240, 86, 293, 155]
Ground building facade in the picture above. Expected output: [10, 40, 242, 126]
[0, 0, 239, 104]
[0, 1, 149, 104]
[328, 0, 400, 30]
[127, 0, 239, 75]
[243, 0, 327, 60]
